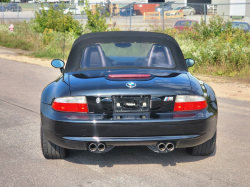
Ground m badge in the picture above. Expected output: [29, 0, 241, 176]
[164, 97, 173, 101]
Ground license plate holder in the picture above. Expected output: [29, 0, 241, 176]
[113, 96, 150, 113]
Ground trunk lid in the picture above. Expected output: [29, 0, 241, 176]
[69, 69, 191, 113]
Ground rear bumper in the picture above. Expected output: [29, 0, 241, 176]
[41, 103, 217, 150]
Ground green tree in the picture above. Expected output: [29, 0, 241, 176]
[83, 0, 109, 32]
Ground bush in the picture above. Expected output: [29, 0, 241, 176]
[187, 15, 236, 40]
[33, 4, 83, 35]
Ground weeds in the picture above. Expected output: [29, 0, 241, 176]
[0, 21, 76, 59]
[149, 16, 250, 77]
[0, 21, 39, 51]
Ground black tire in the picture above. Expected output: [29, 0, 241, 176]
[186, 132, 216, 156]
[41, 127, 69, 159]
[175, 12, 180, 15]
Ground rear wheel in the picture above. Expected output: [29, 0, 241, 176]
[41, 127, 69, 159]
[186, 131, 216, 156]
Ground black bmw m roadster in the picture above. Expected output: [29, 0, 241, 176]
[41, 31, 217, 159]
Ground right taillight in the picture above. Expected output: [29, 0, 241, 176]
[174, 95, 207, 112]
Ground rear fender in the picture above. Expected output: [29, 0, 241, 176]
[41, 74, 70, 105]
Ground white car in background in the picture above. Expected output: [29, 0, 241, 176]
[63, 6, 84, 15]
[38, 6, 49, 13]
[166, 6, 196, 16]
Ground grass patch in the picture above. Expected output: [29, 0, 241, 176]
[0, 20, 76, 60]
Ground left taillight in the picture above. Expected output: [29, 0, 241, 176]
[52, 96, 89, 113]
[174, 95, 207, 112]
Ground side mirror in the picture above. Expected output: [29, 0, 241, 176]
[186, 58, 195, 68]
[51, 59, 64, 73]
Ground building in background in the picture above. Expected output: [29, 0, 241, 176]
[73, 0, 250, 19]
[166, 0, 250, 17]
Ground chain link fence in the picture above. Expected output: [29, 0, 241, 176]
[0, 2, 249, 31]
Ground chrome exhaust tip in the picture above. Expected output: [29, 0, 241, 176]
[165, 143, 175, 152]
[157, 143, 166, 151]
[98, 143, 106, 152]
[89, 143, 97, 152]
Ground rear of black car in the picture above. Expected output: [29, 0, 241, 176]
[6, 3, 22, 12]
[40, 32, 217, 159]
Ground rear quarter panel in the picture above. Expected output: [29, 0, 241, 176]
[187, 73, 217, 112]
[41, 74, 70, 105]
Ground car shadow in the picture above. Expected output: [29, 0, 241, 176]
[65, 146, 216, 167]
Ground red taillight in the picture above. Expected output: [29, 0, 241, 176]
[108, 74, 151, 79]
[174, 95, 207, 112]
[52, 97, 88, 113]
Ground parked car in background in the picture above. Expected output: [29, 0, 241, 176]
[173, 19, 199, 31]
[38, 6, 49, 13]
[155, 2, 174, 15]
[166, 6, 195, 16]
[63, 6, 84, 15]
[5, 3, 22, 12]
[0, 6, 6, 12]
[38, 4, 62, 13]
[53, 4, 60, 10]
[231, 21, 250, 32]
[28, 0, 39, 3]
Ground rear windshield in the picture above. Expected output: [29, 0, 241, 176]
[174, 21, 198, 27]
[80, 43, 175, 69]
[232, 22, 249, 30]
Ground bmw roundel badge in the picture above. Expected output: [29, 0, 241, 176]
[126, 82, 136, 88]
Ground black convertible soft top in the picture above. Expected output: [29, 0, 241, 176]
[65, 31, 187, 73]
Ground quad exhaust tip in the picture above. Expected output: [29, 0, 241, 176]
[89, 143, 106, 152]
[157, 143, 166, 151]
[165, 143, 175, 152]
[98, 143, 106, 152]
[157, 142, 175, 152]
[89, 143, 97, 152]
